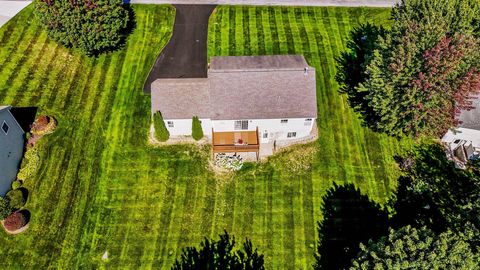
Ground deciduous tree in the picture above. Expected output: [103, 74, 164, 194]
[337, 0, 480, 137]
[390, 141, 480, 247]
[350, 226, 478, 270]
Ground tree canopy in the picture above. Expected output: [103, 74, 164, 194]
[172, 231, 265, 270]
[390, 141, 480, 248]
[34, 0, 131, 55]
[0, 196, 12, 220]
[337, 0, 480, 137]
[350, 226, 478, 270]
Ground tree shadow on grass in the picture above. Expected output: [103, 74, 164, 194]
[314, 183, 389, 270]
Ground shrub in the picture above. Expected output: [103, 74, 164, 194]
[11, 180, 22, 190]
[153, 111, 169, 142]
[17, 148, 40, 181]
[6, 189, 26, 210]
[34, 0, 131, 55]
[31, 115, 57, 136]
[0, 197, 12, 220]
[191, 116, 204, 141]
[3, 212, 28, 231]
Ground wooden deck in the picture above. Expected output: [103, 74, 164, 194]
[212, 128, 260, 159]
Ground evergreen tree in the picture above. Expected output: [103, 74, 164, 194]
[350, 226, 478, 270]
[153, 111, 169, 142]
[191, 116, 204, 141]
[34, 0, 131, 55]
[172, 231, 264, 270]
[336, 23, 386, 124]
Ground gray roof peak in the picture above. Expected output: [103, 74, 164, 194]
[209, 55, 311, 72]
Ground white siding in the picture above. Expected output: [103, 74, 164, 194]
[162, 117, 315, 142]
[212, 118, 314, 141]
[164, 118, 212, 137]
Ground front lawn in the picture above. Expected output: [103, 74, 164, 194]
[0, 4, 407, 269]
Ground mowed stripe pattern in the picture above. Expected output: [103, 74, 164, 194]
[0, 5, 178, 269]
[0, 5, 405, 270]
[208, 6, 406, 269]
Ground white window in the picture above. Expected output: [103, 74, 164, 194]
[1, 121, 9, 135]
[167, 121, 174, 128]
[234, 120, 249, 130]
[280, 119, 288, 124]
[304, 118, 313, 126]
[287, 132, 297, 138]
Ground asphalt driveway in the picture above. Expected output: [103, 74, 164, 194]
[144, 5, 216, 93]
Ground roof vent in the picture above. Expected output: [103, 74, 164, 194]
[304, 67, 309, 75]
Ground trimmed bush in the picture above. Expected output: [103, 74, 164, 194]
[153, 111, 169, 142]
[191, 116, 204, 141]
[11, 181, 22, 190]
[17, 148, 40, 181]
[6, 189, 27, 210]
[3, 212, 28, 231]
[0, 197, 12, 220]
[34, 0, 131, 55]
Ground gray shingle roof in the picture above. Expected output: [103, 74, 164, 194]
[151, 79, 210, 119]
[151, 55, 317, 120]
[210, 55, 310, 71]
[459, 95, 480, 131]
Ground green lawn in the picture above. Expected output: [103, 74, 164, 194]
[0, 4, 407, 269]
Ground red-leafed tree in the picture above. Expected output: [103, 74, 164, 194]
[337, 0, 480, 137]
[408, 35, 480, 136]
[3, 212, 28, 231]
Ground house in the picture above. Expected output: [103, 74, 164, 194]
[151, 55, 317, 158]
[442, 95, 480, 168]
[0, 106, 25, 196]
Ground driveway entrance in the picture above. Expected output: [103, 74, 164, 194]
[143, 5, 216, 93]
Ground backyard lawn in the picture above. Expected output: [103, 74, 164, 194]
[0, 4, 407, 269]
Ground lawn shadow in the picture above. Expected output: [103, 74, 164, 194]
[9, 107, 37, 132]
[123, 4, 137, 38]
[314, 183, 389, 270]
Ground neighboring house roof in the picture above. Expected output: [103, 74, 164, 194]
[458, 95, 480, 131]
[151, 55, 317, 120]
[443, 127, 480, 147]
[151, 78, 210, 119]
